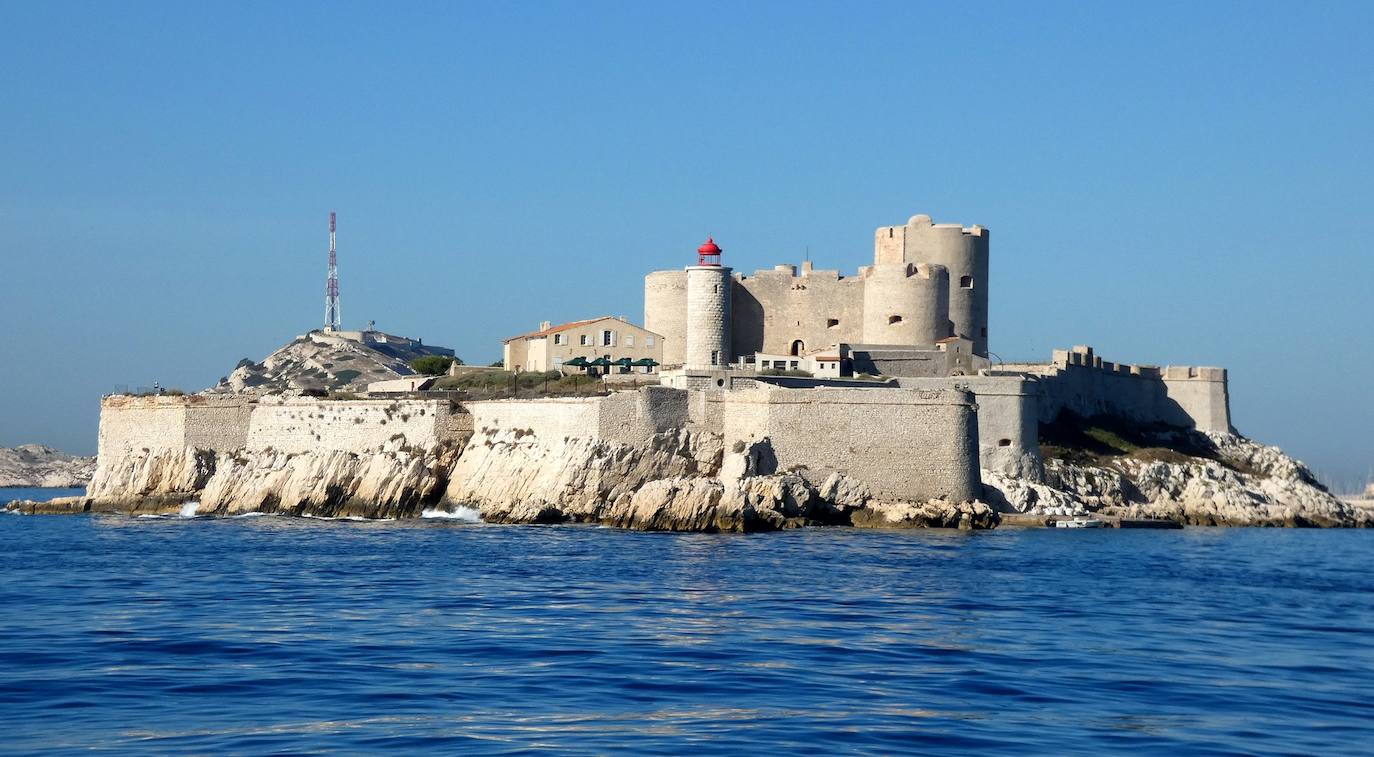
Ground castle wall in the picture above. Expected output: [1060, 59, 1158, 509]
[721, 385, 981, 503]
[731, 268, 866, 359]
[899, 376, 1042, 479]
[245, 399, 462, 453]
[97, 395, 469, 459]
[467, 387, 690, 446]
[98, 395, 253, 456]
[1032, 346, 1232, 434]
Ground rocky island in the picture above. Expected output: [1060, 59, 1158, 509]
[8, 212, 1366, 529]
[0, 445, 95, 488]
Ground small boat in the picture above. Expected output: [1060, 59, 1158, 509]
[1054, 517, 1105, 528]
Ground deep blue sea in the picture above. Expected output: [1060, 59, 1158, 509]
[2, 487, 1372, 755]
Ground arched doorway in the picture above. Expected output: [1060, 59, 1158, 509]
[790, 340, 804, 356]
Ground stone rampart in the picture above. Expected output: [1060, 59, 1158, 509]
[245, 398, 466, 453]
[466, 387, 691, 446]
[721, 385, 980, 503]
[1036, 346, 1232, 434]
[97, 395, 471, 458]
[898, 375, 1043, 479]
[98, 395, 254, 457]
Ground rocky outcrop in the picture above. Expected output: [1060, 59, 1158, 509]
[16, 439, 459, 519]
[209, 330, 453, 395]
[447, 429, 996, 532]
[0, 445, 96, 487]
[983, 433, 1371, 527]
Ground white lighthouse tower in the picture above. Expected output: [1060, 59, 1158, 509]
[684, 237, 731, 370]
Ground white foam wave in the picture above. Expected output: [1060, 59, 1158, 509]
[231, 512, 269, 518]
[301, 513, 394, 522]
[421, 507, 482, 523]
[136, 514, 166, 519]
[178, 501, 200, 518]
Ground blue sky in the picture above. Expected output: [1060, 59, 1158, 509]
[1, 1, 1370, 489]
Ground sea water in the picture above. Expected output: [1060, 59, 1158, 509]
[0, 514, 1370, 755]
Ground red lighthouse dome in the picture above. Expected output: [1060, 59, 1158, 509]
[697, 237, 722, 266]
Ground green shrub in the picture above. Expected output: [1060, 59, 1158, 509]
[410, 356, 455, 375]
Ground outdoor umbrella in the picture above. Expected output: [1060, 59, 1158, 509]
[631, 358, 659, 367]
[586, 357, 612, 367]
[563, 356, 589, 367]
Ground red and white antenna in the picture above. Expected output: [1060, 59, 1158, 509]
[324, 211, 340, 331]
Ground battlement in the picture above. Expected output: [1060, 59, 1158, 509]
[1038, 346, 1231, 434]
[1050, 345, 1225, 382]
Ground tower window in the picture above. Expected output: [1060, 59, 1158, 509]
[710, 350, 719, 366]
[888, 315, 903, 325]
[997, 438, 1012, 447]
[826, 318, 839, 328]
[960, 275, 974, 289]
[790, 340, 805, 356]
[981, 327, 987, 337]
[888, 228, 893, 238]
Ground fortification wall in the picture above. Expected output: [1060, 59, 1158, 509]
[97, 395, 469, 459]
[467, 387, 691, 446]
[731, 268, 866, 359]
[899, 376, 1042, 479]
[245, 398, 462, 453]
[98, 395, 253, 456]
[1037, 346, 1231, 434]
[721, 385, 980, 503]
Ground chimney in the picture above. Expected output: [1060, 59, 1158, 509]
[540, 321, 552, 331]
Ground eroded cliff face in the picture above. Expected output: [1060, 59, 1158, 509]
[8, 425, 1361, 529]
[17, 439, 459, 519]
[982, 433, 1370, 527]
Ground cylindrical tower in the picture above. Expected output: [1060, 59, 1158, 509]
[644, 270, 688, 367]
[875, 215, 990, 356]
[860, 262, 950, 347]
[684, 237, 732, 369]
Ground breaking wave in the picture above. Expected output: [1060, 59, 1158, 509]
[421, 507, 482, 523]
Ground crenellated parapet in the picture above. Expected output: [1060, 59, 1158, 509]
[1038, 346, 1231, 434]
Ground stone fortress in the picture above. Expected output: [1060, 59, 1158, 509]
[79, 211, 1237, 521]
[638, 213, 1231, 484]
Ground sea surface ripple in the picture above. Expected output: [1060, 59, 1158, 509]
[2, 498, 1372, 754]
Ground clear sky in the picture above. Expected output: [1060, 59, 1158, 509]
[1, 1, 1370, 489]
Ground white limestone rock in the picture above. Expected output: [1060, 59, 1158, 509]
[0, 445, 97, 488]
[445, 427, 723, 524]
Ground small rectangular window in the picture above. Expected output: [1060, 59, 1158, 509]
[602, 330, 614, 346]
[626, 334, 634, 347]
[647, 336, 655, 347]
[960, 275, 974, 289]
[580, 334, 589, 346]
[826, 318, 839, 328]
[790, 360, 799, 370]
[710, 350, 719, 366]
[553, 334, 564, 345]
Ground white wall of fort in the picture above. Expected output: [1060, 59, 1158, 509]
[720, 385, 981, 503]
[97, 395, 471, 457]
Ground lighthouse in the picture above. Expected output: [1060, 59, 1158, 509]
[684, 237, 732, 370]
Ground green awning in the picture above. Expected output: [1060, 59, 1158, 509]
[612, 357, 634, 366]
[563, 356, 589, 367]
[631, 358, 659, 367]
[586, 357, 613, 367]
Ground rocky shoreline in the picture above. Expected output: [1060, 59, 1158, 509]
[6, 425, 1366, 530]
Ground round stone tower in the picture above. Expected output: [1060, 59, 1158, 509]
[873, 214, 990, 356]
[860, 262, 950, 347]
[684, 237, 732, 369]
